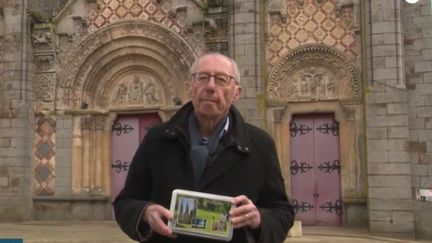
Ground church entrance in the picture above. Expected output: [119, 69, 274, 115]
[289, 113, 342, 226]
[110, 113, 161, 203]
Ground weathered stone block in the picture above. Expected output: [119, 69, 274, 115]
[411, 176, 421, 187]
[368, 139, 388, 150]
[368, 91, 408, 103]
[370, 175, 411, 187]
[367, 127, 387, 138]
[416, 107, 432, 117]
[374, 67, 398, 80]
[388, 139, 409, 150]
[367, 104, 386, 115]
[367, 150, 388, 163]
[367, 115, 408, 127]
[411, 164, 429, 176]
[420, 176, 432, 187]
[388, 127, 409, 138]
[414, 201, 432, 239]
[370, 219, 414, 233]
[368, 163, 411, 175]
[388, 150, 410, 162]
[369, 187, 412, 199]
[415, 60, 432, 72]
[0, 176, 8, 187]
[387, 103, 408, 114]
[372, 22, 397, 34]
[409, 118, 425, 129]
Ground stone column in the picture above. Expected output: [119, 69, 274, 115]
[0, 0, 34, 221]
[230, 0, 264, 128]
[94, 115, 105, 193]
[365, 0, 414, 238]
[71, 116, 83, 194]
[81, 116, 93, 192]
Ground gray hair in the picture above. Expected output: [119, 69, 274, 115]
[189, 52, 241, 84]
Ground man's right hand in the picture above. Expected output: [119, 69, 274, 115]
[143, 204, 177, 238]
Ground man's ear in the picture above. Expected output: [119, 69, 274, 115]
[186, 81, 192, 97]
[233, 86, 241, 101]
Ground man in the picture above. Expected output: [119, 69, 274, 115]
[114, 53, 294, 242]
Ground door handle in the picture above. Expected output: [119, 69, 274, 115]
[313, 193, 319, 197]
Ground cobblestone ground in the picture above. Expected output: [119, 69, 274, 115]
[0, 221, 429, 243]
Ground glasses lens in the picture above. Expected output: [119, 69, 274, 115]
[193, 73, 233, 86]
[214, 74, 231, 86]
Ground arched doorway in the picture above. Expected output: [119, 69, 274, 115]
[60, 20, 196, 198]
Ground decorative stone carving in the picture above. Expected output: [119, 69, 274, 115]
[268, 0, 287, 22]
[81, 116, 94, 130]
[57, 20, 195, 108]
[35, 55, 54, 72]
[36, 73, 56, 102]
[111, 74, 163, 106]
[32, 32, 52, 45]
[289, 67, 338, 100]
[268, 45, 360, 102]
[94, 115, 106, 130]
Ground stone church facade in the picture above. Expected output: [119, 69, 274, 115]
[0, 0, 430, 240]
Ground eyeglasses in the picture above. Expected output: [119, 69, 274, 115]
[192, 72, 236, 87]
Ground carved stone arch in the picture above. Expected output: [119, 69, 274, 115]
[267, 45, 361, 103]
[57, 20, 196, 110]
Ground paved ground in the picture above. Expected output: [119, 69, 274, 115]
[0, 221, 430, 243]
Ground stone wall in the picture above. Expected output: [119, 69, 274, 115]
[0, 0, 34, 221]
[401, 0, 432, 239]
[365, 0, 414, 238]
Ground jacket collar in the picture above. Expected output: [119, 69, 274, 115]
[163, 102, 252, 154]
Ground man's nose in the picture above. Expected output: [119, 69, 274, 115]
[205, 76, 217, 88]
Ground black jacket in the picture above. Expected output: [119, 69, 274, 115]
[114, 102, 294, 243]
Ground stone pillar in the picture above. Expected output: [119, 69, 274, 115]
[94, 115, 105, 193]
[365, 0, 414, 238]
[0, 0, 34, 221]
[401, 0, 432, 239]
[71, 116, 83, 194]
[81, 116, 93, 192]
[230, 0, 264, 128]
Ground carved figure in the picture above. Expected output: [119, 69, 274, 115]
[32, 32, 52, 45]
[128, 76, 143, 103]
[115, 83, 128, 103]
[144, 79, 162, 104]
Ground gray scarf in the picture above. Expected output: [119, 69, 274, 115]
[188, 113, 228, 181]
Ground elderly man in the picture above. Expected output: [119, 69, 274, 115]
[114, 53, 294, 243]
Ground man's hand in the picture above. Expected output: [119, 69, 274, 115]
[229, 195, 261, 229]
[143, 204, 177, 238]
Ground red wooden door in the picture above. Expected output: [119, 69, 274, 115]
[111, 114, 161, 203]
[289, 114, 341, 226]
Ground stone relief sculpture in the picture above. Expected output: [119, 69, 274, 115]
[143, 78, 162, 105]
[112, 74, 163, 106]
[36, 73, 56, 102]
[268, 46, 360, 102]
[115, 83, 128, 103]
[128, 76, 143, 103]
[32, 32, 52, 45]
[291, 67, 338, 100]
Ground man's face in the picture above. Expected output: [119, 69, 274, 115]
[188, 54, 241, 122]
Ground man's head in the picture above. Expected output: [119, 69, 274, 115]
[188, 53, 242, 123]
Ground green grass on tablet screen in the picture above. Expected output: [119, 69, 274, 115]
[174, 208, 231, 236]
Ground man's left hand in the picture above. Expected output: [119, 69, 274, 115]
[229, 195, 261, 229]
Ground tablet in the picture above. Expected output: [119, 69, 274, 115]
[168, 189, 235, 241]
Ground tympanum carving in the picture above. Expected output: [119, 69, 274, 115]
[111, 74, 163, 106]
[268, 46, 360, 102]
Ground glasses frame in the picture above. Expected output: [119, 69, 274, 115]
[191, 72, 236, 87]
